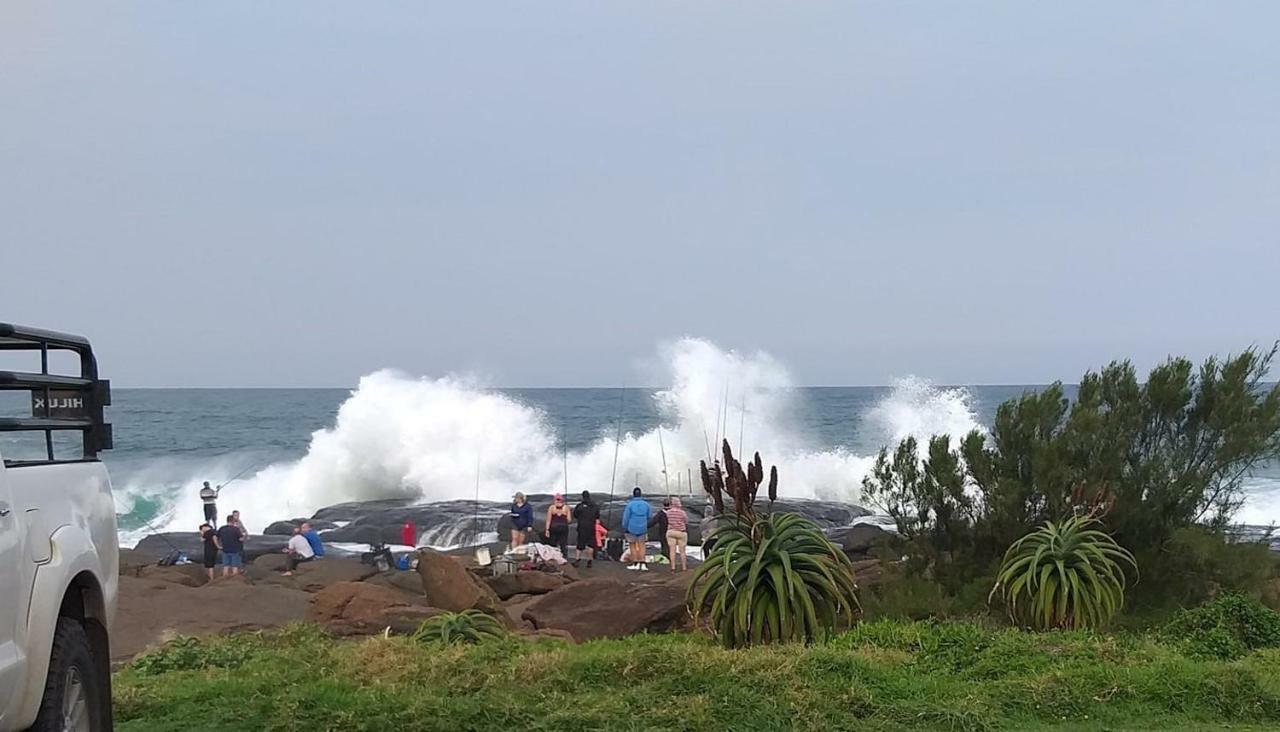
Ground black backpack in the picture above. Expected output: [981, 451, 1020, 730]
[605, 536, 624, 561]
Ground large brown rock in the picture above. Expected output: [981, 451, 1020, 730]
[246, 556, 379, 592]
[138, 564, 209, 587]
[118, 549, 152, 577]
[308, 581, 444, 636]
[415, 548, 502, 614]
[521, 577, 690, 640]
[485, 571, 570, 600]
[112, 575, 311, 662]
[829, 524, 891, 556]
[364, 570, 429, 596]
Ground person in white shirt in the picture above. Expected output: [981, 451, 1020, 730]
[283, 526, 316, 575]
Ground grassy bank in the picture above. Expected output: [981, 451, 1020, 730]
[114, 620, 1280, 732]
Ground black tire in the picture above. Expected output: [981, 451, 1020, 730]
[28, 618, 109, 732]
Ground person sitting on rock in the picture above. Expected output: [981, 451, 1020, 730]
[508, 493, 533, 551]
[283, 526, 316, 576]
[572, 490, 600, 568]
[300, 521, 325, 558]
[621, 487, 653, 571]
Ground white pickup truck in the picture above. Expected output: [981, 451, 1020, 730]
[0, 324, 117, 732]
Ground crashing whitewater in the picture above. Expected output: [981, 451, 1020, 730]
[114, 336, 1280, 547]
[116, 339, 983, 546]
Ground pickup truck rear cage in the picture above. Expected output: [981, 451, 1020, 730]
[0, 323, 112, 462]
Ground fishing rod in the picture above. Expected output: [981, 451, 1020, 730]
[739, 390, 747, 455]
[606, 385, 626, 523]
[472, 452, 482, 544]
[657, 425, 670, 496]
[563, 430, 570, 496]
[216, 461, 261, 490]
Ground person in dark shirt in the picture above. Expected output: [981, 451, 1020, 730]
[216, 516, 245, 577]
[508, 493, 533, 551]
[648, 500, 670, 566]
[572, 490, 600, 568]
[199, 523, 219, 581]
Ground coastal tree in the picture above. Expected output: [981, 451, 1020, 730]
[863, 345, 1280, 599]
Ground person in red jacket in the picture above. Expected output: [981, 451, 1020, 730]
[594, 519, 608, 560]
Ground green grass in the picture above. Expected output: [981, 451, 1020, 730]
[114, 621, 1280, 732]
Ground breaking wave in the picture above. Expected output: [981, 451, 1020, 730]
[116, 338, 984, 544]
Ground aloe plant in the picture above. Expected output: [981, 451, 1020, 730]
[690, 442, 859, 648]
[990, 514, 1137, 630]
[412, 610, 506, 645]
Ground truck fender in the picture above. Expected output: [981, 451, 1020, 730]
[8, 526, 112, 730]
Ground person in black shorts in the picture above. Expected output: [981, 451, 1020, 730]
[545, 493, 571, 559]
[199, 522, 219, 581]
[571, 490, 600, 568]
[200, 481, 220, 525]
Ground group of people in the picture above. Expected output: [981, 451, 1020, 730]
[509, 491, 606, 568]
[506, 487, 689, 573]
[621, 488, 689, 572]
[198, 510, 249, 579]
[197, 480, 325, 579]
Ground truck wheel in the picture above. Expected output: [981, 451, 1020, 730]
[30, 618, 107, 732]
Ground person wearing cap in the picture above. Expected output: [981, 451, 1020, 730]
[545, 493, 572, 559]
[508, 493, 533, 551]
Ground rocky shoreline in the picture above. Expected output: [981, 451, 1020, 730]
[115, 494, 891, 663]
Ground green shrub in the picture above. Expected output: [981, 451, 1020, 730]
[991, 514, 1137, 630]
[412, 610, 506, 645]
[1135, 526, 1280, 609]
[690, 511, 859, 647]
[692, 442, 859, 648]
[1161, 593, 1280, 659]
[130, 635, 259, 676]
[862, 346, 1280, 604]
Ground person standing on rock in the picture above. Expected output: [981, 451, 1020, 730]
[199, 522, 219, 581]
[200, 481, 220, 525]
[216, 514, 245, 577]
[664, 496, 690, 572]
[231, 510, 249, 539]
[572, 490, 600, 568]
[283, 526, 316, 576]
[622, 487, 653, 571]
[545, 493, 571, 560]
[509, 492, 533, 551]
[650, 499, 670, 565]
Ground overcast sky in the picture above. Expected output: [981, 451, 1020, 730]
[2, 2, 1277, 387]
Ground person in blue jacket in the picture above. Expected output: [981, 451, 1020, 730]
[509, 492, 533, 551]
[621, 487, 653, 571]
[300, 521, 325, 558]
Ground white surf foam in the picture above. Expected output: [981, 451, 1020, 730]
[119, 338, 988, 544]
